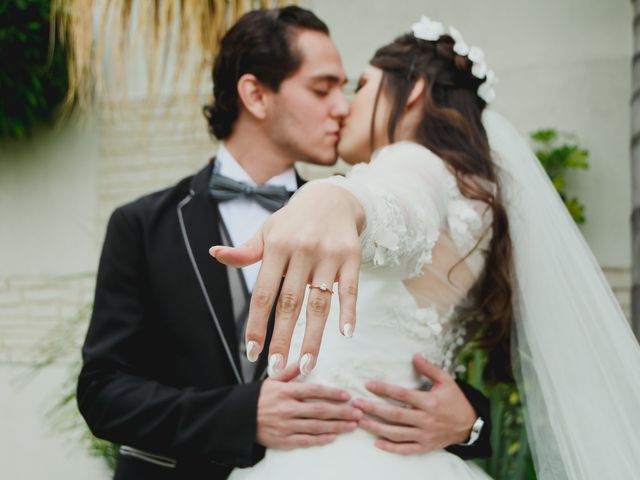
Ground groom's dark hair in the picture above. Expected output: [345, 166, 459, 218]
[203, 6, 329, 140]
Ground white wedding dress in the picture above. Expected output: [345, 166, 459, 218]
[230, 141, 494, 480]
[232, 112, 640, 480]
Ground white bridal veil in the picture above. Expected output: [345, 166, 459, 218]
[482, 110, 640, 479]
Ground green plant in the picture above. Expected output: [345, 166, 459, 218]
[0, 0, 70, 141]
[459, 351, 536, 480]
[530, 128, 590, 224]
[31, 301, 119, 470]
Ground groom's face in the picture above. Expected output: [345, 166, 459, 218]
[265, 30, 349, 166]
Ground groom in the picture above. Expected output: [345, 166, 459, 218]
[78, 6, 491, 480]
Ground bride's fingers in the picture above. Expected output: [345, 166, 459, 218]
[298, 266, 339, 375]
[337, 256, 360, 338]
[267, 362, 301, 382]
[245, 249, 288, 363]
[267, 257, 312, 374]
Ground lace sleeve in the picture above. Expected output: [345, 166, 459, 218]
[317, 141, 452, 279]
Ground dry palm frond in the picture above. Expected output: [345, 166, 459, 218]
[52, 0, 296, 112]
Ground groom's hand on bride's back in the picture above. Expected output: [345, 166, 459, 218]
[256, 362, 363, 449]
[353, 354, 477, 455]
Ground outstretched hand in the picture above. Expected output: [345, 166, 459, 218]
[354, 354, 477, 455]
[210, 183, 364, 375]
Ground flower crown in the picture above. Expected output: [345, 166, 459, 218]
[411, 16, 497, 103]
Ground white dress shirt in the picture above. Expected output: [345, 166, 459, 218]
[214, 143, 297, 292]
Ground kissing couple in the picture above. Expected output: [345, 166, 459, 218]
[79, 6, 640, 480]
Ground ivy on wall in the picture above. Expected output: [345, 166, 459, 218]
[0, 0, 69, 141]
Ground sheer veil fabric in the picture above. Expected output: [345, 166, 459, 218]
[483, 110, 640, 479]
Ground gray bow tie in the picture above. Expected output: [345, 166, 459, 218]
[209, 172, 292, 212]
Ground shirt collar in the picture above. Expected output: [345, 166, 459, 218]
[215, 143, 297, 191]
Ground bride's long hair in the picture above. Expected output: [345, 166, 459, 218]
[369, 33, 513, 382]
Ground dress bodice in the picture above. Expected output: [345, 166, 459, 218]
[289, 142, 493, 398]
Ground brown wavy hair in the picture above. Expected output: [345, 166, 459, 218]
[369, 33, 514, 382]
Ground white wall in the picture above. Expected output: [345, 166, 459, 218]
[0, 121, 100, 276]
[0, 365, 109, 478]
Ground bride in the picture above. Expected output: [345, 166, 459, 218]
[212, 16, 640, 480]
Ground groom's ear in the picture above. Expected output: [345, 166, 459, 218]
[406, 78, 426, 110]
[237, 73, 268, 120]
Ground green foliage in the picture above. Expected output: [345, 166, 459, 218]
[0, 0, 70, 141]
[31, 301, 119, 470]
[530, 128, 590, 224]
[459, 350, 536, 479]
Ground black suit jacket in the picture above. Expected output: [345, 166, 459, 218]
[78, 162, 491, 480]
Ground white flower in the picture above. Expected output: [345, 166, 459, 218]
[472, 61, 488, 80]
[448, 26, 469, 56]
[468, 46, 487, 79]
[411, 16, 497, 102]
[412, 16, 445, 41]
[468, 46, 485, 64]
[477, 82, 496, 103]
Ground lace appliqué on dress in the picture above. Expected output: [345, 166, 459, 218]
[446, 176, 485, 255]
[361, 192, 441, 279]
[362, 296, 470, 375]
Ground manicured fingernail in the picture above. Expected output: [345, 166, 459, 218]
[299, 353, 314, 376]
[246, 341, 260, 362]
[268, 353, 284, 376]
[343, 323, 353, 338]
[209, 247, 218, 258]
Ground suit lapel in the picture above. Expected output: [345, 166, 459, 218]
[177, 162, 243, 383]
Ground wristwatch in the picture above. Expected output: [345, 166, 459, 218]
[460, 416, 484, 446]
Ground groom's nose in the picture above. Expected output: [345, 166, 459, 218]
[331, 90, 350, 120]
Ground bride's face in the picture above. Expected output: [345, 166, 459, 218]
[338, 65, 391, 165]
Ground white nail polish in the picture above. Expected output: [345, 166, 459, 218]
[268, 353, 284, 376]
[246, 341, 260, 362]
[299, 353, 314, 376]
[343, 323, 353, 338]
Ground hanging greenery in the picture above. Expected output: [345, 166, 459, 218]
[0, 0, 69, 141]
